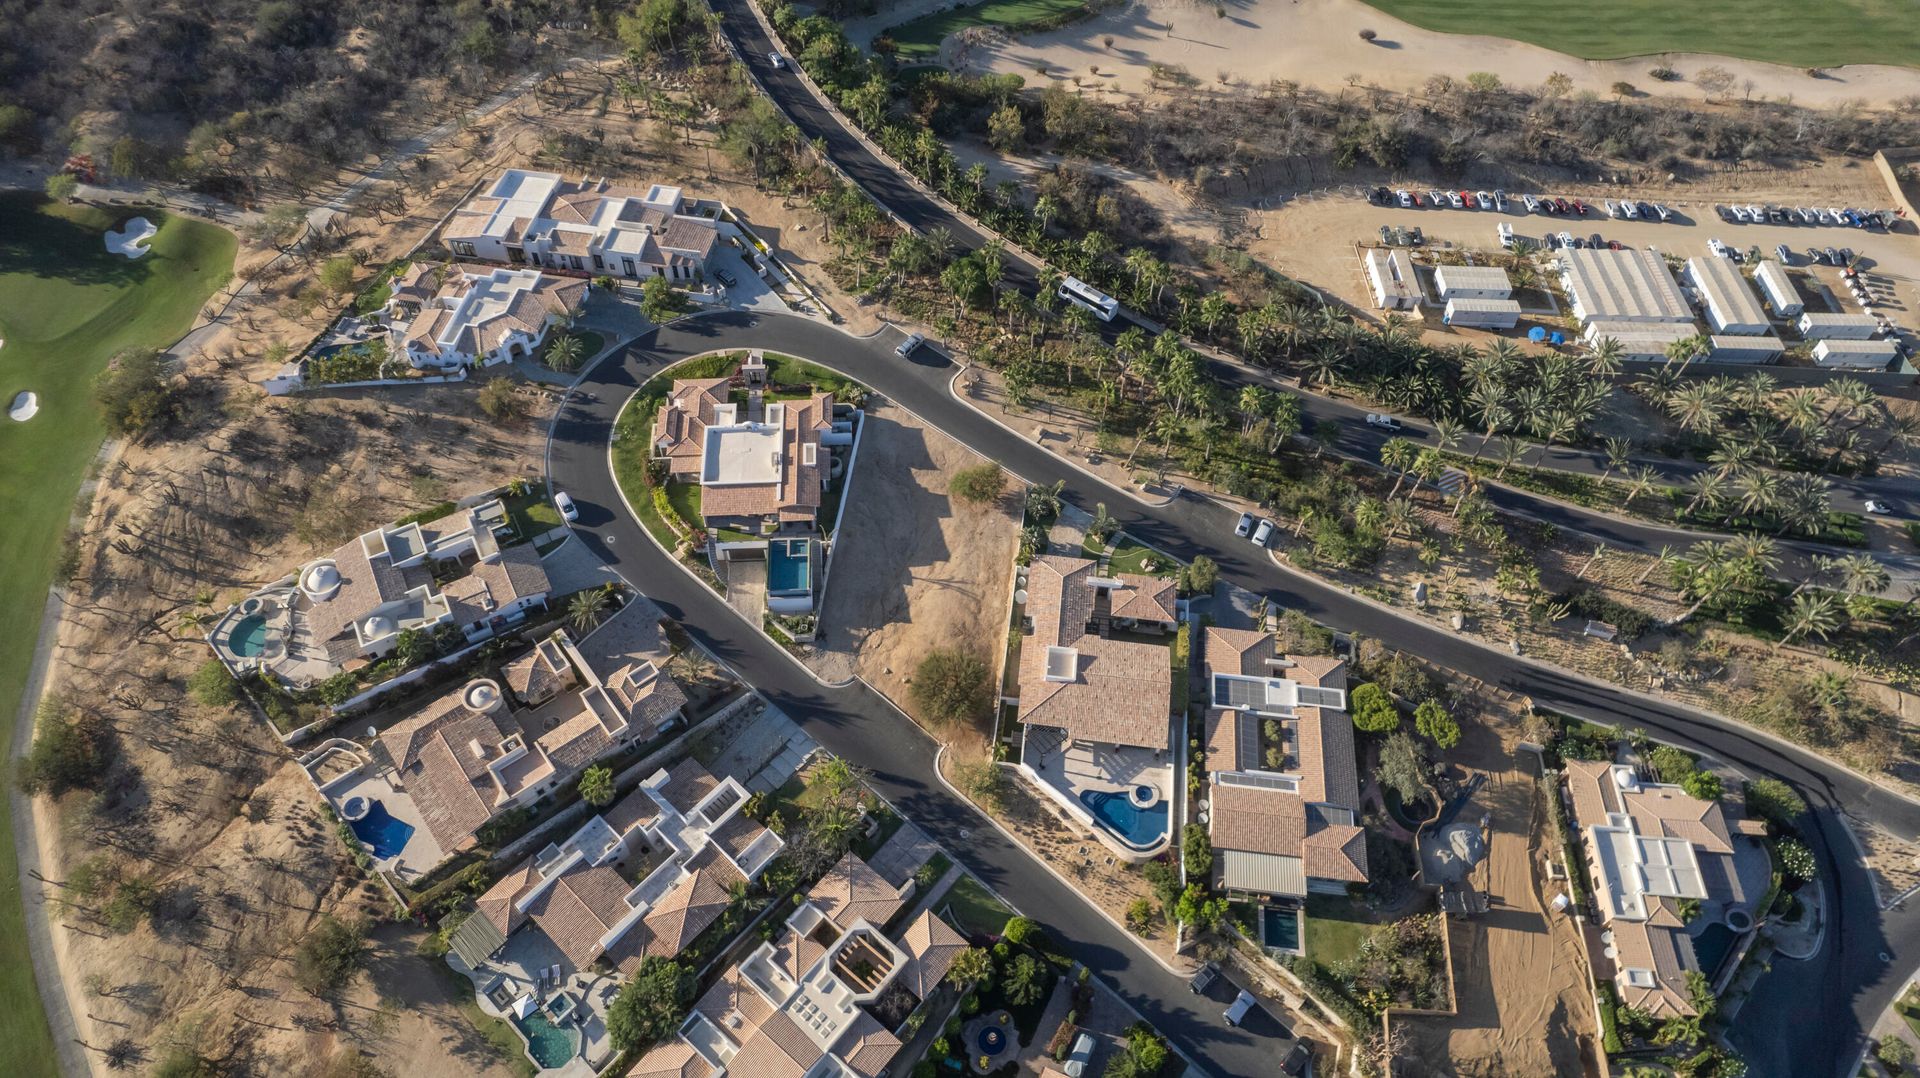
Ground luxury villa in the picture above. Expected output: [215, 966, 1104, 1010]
[628, 851, 967, 1078]
[652, 352, 860, 616]
[1563, 759, 1772, 1017]
[382, 261, 590, 370]
[443, 169, 720, 282]
[1200, 629, 1365, 946]
[372, 626, 689, 862]
[207, 497, 551, 689]
[1014, 554, 1178, 858]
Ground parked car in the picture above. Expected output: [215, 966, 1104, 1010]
[1493, 190, 1509, 211]
[714, 268, 738, 288]
[1603, 199, 1619, 218]
[1497, 222, 1515, 249]
[1826, 246, 1843, 266]
[1707, 238, 1728, 257]
[1730, 205, 1749, 223]
[1429, 189, 1448, 207]
[1411, 191, 1424, 207]
[1251, 519, 1275, 546]
[1590, 232, 1604, 248]
[1448, 191, 1465, 209]
[1282, 1042, 1313, 1076]
[1458, 189, 1475, 208]
[554, 491, 579, 522]
[1559, 230, 1576, 248]
[1775, 244, 1794, 265]
[1653, 203, 1673, 222]
[1866, 499, 1895, 516]
[1522, 193, 1541, 213]
[1553, 197, 1572, 214]
[1840, 247, 1855, 265]
[1715, 205, 1733, 221]
[1409, 225, 1424, 244]
[1396, 189, 1413, 208]
[767, 51, 786, 69]
[1475, 190, 1494, 209]
[1235, 512, 1255, 537]
[1621, 200, 1641, 220]
[895, 333, 924, 357]
[1572, 198, 1589, 215]
[1224, 990, 1258, 1027]
[1061, 1033, 1096, 1078]
[1366, 413, 1402, 431]
[1370, 186, 1390, 204]
[1607, 239, 1623, 250]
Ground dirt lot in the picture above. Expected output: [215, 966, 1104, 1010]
[1393, 703, 1597, 1077]
[803, 396, 1021, 712]
[953, 0, 1920, 107]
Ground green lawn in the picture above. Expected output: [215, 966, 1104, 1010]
[0, 191, 235, 1078]
[1304, 893, 1385, 968]
[1354, 0, 1920, 69]
[887, 0, 1095, 59]
[942, 873, 1015, 938]
[762, 352, 865, 401]
[1083, 531, 1179, 577]
[501, 488, 564, 543]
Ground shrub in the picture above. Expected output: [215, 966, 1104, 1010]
[1649, 745, 1697, 784]
[102, 877, 158, 933]
[949, 462, 1006, 504]
[188, 660, 240, 708]
[293, 916, 367, 996]
[1413, 699, 1461, 749]
[640, 274, 689, 322]
[1358, 28, 1376, 41]
[1349, 682, 1399, 733]
[1182, 823, 1212, 878]
[18, 700, 111, 796]
[479, 377, 519, 422]
[1879, 1037, 1915, 1070]
[1742, 778, 1806, 830]
[93, 347, 175, 440]
[1777, 838, 1816, 883]
[1682, 770, 1722, 801]
[319, 255, 358, 295]
[1002, 915, 1042, 947]
[1125, 897, 1153, 933]
[577, 765, 615, 807]
[909, 648, 990, 726]
[1180, 554, 1217, 597]
[316, 671, 360, 706]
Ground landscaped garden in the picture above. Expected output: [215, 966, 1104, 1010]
[883, 0, 1098, 60]
[0, 190, 235, 1074]
[943, 874, 1016, 939]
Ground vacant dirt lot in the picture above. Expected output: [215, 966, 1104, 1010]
[804, 397, 1020, 720]
[1394, 709, 1596, 1076]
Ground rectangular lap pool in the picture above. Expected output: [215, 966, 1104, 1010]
[768, 537, 811, 595]
[1262, 906, 1301, 952]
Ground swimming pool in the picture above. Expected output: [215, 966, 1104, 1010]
[1261, 906, 1301, 952]
[514, 1011, 579, 1070]
[767, 537, 811, 594]
[348, 800, 415, 860]
[1691, 922, 1738, 981]
[1078, 789, 1169, 849]
[229, 614, 269, 657]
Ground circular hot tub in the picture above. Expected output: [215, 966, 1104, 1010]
[1128, 783, 1160, 809]
[240, 596, 264, 616]
[340, 795, 371, 822]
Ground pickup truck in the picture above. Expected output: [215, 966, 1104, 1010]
[1366, 413, 1402, 431]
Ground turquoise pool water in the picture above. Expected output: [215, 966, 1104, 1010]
[1078, 789, 1168, 849]
[768, 537, 811, 594]
[1262, 906, 1301, 951]
[349, 801, 415, 860]
[514, 1011, 579, 1070]
[229, 614, 269, 657]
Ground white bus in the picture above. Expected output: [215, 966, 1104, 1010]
[1057, 275, 1119, 321]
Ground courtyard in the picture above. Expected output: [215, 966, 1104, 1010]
[1020, 728, 1174, 859]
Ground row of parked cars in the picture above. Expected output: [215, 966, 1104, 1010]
[1369, 186, 1678, 221]
[1602, 198, 1676, 221]
[1706, 237, 1854, 268]
[1715, 203, 1893, 229]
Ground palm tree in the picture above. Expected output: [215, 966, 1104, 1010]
[1637, 544, 1680, 585]
[1587, 336, 1625, 378]
[1684, 471, 1728, 516]
[1837, 553, 1891, 600]
[1237, 385, 1270, 437]
[1494, 437, 1526, 479]
[1623, 465, 1661, 508]
[1599, 436, 1634, 483]
[1432, 417, 1464, 453]
[1383, 498, 1420, 539]
[1665, 381, 1722, 435]
[568, 584, 617, 634]
[544, 332, 586, 372]
[1737, 470, 1781, 518]
[1707, 439, 1758, 477]
[1380, 437, 1417, 498]
[1779, 592, 1844, 649]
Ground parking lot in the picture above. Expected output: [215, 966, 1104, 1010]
[1273, 191, 1920, 348]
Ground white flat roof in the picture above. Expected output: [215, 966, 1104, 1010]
[1752, 260, 1798, 309]
[1584, 320, 1696, 345]
[478, 169, 563, 240]
[1707, 334, 1784, 354]
[1443, 297, 1523, 313]
[700, 424, 782, 486]
[1687, 256, 1769, 330]
[1434, 265, 1512, 294]
[1561, 248, 1692, 323]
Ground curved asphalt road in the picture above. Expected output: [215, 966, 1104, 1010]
[553, 309, 1920, 1076]
[711, 0, 1920, 587]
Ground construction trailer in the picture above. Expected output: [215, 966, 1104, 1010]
[1363, 248, 1420, 311]
[1752, 260, 1803, 318]
[1433, 265, 1513, 301]
[1704, 334, 1786, 364]
[1583, 319, 1698, 362]
[1558, 247, 1693, 325]
[1442, 297, 1522, 328]
[1797, 312, 1881, 341]
[1811, 338, 1901, 369]
[1685, 256, 1771, 335]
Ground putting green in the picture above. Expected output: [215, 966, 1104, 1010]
[1354, 0, 1920, 69]
[0, 191, 235, 1078]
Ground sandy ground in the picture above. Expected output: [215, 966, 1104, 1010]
[22, 53, 878, 1076]
[1394, 709, 1595, 1076]
[952, 0, 1920, 107]
[803, 396, 1021, 707]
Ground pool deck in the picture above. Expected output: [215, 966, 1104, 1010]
[450, 928, 616, 1076]
[1021, 729, 1174, 861]
[319, 767, 447, 881]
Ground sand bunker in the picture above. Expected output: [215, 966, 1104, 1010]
[9, 391, 39, 422]
[105, 217, 157, 259]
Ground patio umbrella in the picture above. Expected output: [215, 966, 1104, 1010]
[1549, 331, 1566, 346]
[1528, 326, 1547, 342]
[512, 994, 537, 1018]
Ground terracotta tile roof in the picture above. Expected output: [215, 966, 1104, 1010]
[695, 393, 835, 524]
[808, 854, 908, 930]
[1209, 785, 1369, 884]
[475, 861, 540, 937]
[728, 1012, 817, 1078]
[653, 378, 732, 476]
[1288, 654, 1348, 687]
[1294, 706, 1359, 809]
[301, 535, 434, 651]
[1300, 813, 1369, 882]
[1204, 707, 1258, 774]
[657, 758, 720, 816]
[768, 927, 828, 985]
[710, 812, 771, 865]
[1204, 627, 1274, 679]
[521, 861, 634, 969]
[897, 910, 967, 999]
[613, 844, 741, 972]
[625, 1040, 715, 1078]
[1017, 555, 1171, 750]
[402, 266, 587, 362]
[378, 688, 523, 852]
[693, 963, 775, 1044]
[659, 217, 720, 260]
[502, 636, 573, 703]
[603, 662, 688, 733]
[1107, 573, 1177, 623]
[836, 1012, 901, 1077]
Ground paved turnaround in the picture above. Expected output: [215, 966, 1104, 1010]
[552, 309, 1920, 1077]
